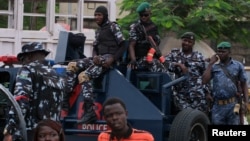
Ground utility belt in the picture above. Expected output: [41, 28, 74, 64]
[216, 97, 236, 105]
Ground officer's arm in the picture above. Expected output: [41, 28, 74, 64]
[202, 54, 217, 84]
[109, 23, 126, 61]
[241, 81, 249, 104]
[127, 23, 138, 63]
[92, 46, 98, 57]
[202, 63, 213, 84]
[113, 41, 127, 61]
[128, 40, 136, 62]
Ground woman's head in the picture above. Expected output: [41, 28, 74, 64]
[34, 119, 65, 141]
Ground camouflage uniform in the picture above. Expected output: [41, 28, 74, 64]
[5, 61, 64, 140]
[129, 20, 166, 72]
[4, 43, 65, 140]
[67, 20, 125, 97]
[64, 19, 126, 124]
[165, 49, 208, 113]
[211, 59, 247, 125]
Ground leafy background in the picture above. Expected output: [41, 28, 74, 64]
[117, 0, 250, 46]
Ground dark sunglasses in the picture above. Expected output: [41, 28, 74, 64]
[216, 49, 229, 53]
[139, 13, 149, 17]
[217, 47, 230, 49]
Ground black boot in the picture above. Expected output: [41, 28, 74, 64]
[77, 102, 97, 124]
[60, 92, 71, 119]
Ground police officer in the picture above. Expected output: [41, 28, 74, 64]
[63, 5, 126, 124]
[127, 2, 166, 72]
[3, 42, 65, 141]
[202, 41, 248, 125]
[165, 32, 209, 113]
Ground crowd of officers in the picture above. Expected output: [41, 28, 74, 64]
[2, 1, 249, 141]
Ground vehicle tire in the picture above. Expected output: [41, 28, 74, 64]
[169, 108, 210, 141]
[0, 84, 27, 141]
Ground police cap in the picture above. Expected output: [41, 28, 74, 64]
[217, 41, 231, 49]
[17, 42, 50, 61]
[136, 2, 151, 13]
[181, 32, 196, 41]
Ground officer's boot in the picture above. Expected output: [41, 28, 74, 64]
[60, 93, 71, 119]
[77, 101, 97, 124]
[61, 71, 77, 119]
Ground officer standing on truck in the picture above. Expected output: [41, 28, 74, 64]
[202, 41, 248, 125]
[127, 2, 166, 72]
[62, 5, 127, 124]
[3, 42, 65, 141]
[165, 32, 209, 114]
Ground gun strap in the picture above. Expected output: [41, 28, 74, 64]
[219, 64, 238, 91]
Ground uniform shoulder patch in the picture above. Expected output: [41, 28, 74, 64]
[17, 68, 30, 80]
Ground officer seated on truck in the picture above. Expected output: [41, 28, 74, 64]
[61, 5, 127, 125]
[127, 2, 166, 73]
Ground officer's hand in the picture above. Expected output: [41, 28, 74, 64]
[127, 60, 137, 70]
[173, 63, 188, 74]
[66, 62, 78, 72]
[3, 134, 12, 141]
[103, 56, 114, 68]
[246, 103, 250, 114]
[93, 56, 102, 65]
[209, 54, 219, 64]
[206, 93, 213, 102]
[241, 102, 248, 115]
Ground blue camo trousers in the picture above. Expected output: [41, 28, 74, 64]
[66, 55, 109, 103]
[211, 102, 240, 125]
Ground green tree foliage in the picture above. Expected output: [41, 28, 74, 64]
[23, 1, 47, 30]
[118, 0, 250, 45]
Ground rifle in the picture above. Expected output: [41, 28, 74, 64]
[219, 65, 245, 124]
[236, 81, 245, 125]
[140, 25, 165, 63]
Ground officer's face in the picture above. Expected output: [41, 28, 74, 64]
[139, 11, 151, 23]
[216, 48, 230, 61]
[22, 55, 32, 65]
[94, 12, 104, 25]
[181, 38, 195, 53]
[28, 52, 47, 62]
